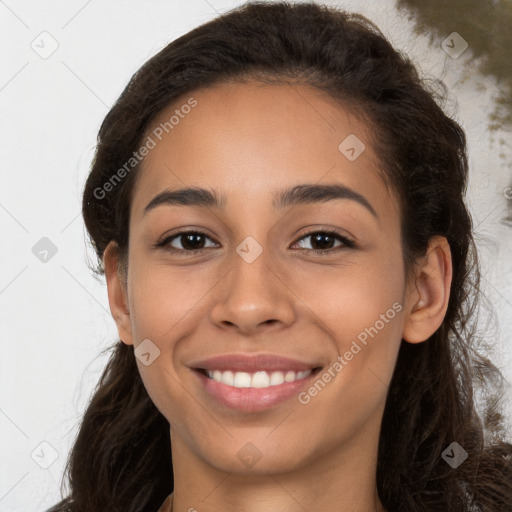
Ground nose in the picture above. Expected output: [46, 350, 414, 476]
[210, 243, 296, 335]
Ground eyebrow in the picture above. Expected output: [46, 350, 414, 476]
[143, 183, 378, 218]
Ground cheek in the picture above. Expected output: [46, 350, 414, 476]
[127, 260, 211, 343]
[126, 264, 199, 419]
[291, 251, 404, 338]
[294, 266, 404, 442]
[293, 252, 405, 389]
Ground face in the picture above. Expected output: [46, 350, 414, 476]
[106, 80, 434, 477]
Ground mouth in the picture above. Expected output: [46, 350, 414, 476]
[192, 366, 323, 412]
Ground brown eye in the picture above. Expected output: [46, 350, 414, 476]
[158, 231, 218, 254]
[292, 230, 355, 254]
[156, 229, 355, 257]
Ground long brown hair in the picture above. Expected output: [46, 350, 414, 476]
[49, 2, 512, 511]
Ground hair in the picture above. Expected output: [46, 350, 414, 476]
[49, 2, 512, 511]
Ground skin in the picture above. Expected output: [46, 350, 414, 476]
[103, 81, 452, 512]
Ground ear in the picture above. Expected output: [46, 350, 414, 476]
[402, 236, 452, 344]
[103, 241, 134, 346]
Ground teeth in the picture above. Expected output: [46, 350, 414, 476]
[270, 371, 284, 386]
[205, 369, 313, 388]
[252, 371, 270, 388]
[233, 371, 252, 387]
[220, 370, 234, 386]
[284, 370, 296, 382]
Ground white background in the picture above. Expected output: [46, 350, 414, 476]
[1, 1, 511, 510]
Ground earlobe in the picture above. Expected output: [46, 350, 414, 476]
[103, 241, 134, 346]
[402, 236, 452, 344]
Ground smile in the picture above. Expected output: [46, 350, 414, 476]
[193, 366, 322, 412]
[202, 369, 314, 388]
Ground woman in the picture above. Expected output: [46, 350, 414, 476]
[48, 2, 512, 511]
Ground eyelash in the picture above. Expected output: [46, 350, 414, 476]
[155, 229, 356, 257]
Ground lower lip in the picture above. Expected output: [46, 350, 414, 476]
[193, 369, 320, 412]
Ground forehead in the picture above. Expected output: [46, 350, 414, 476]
[131, 80, 395, 220]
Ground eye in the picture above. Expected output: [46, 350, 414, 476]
[155, 229, 355, 256]
[156, 231, 218, 255]
[291, 230, 355, 255]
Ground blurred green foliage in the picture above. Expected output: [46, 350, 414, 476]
[396, 0, 512, 133]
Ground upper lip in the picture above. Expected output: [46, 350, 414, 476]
[189, 353, 322, 373]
